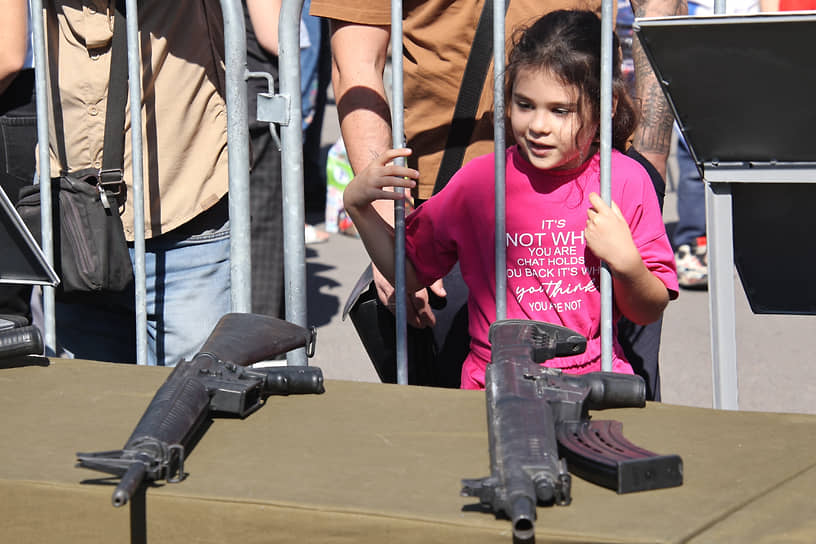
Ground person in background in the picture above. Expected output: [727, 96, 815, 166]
[8, 1, 233, 366]
[300, 0, 333, 230]
[244, 0, 333, 321]
[244, 0, 287, 317]
[249, 0, 329, 248]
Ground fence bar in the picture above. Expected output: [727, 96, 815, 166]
[599, 0, 614, 371]
[280, 0, 309, 365]
[707, 0, 739, 409]
[389, 0, 409, 384]
[493, 0, 507, 320]
[220, 0, 253, 315]
[124, 0, 148, 366]
[28, 0, 55, 355]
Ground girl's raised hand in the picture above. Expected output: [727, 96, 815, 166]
[343, 148, 419, 212]
[584, 192, 642, 277]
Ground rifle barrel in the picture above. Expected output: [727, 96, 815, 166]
[113, 462, 146, 507]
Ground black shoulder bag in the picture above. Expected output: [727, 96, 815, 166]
[343, 0, 508, 386]
[17, 2, 134, 298]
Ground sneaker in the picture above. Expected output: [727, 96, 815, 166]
[675, 236, 707, 289]
[304, 224, 330, 245]
[337, 209, 359, 238]
[696, 235, 708, 267]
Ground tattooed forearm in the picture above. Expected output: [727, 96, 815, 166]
[629, 0, 687, 177]
[631, 45, 674, 156]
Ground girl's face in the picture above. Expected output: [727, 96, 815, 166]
[509, 67, 598, 172]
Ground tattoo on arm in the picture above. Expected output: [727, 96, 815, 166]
[630, 0, 688, 161]
[631, 47, 674, 157]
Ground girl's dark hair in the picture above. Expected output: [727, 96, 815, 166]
[505, 10, 637, 151]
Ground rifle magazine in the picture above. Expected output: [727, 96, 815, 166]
[556, 420, 683, 493]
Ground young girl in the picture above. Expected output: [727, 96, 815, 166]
[343, 10, 678, 389]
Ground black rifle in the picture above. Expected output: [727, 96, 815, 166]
[77, 313, 325, 507]
[462, 319, 682, 541]
[0, 315, 43, 361]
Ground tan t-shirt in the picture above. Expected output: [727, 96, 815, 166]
[43, 0, 229, 240]
[311, 0, 601, 200]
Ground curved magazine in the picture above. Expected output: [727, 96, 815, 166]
[556, 419, 683, 493]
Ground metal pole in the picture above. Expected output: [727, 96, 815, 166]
[706, 183, 738, 409]
[493, 0, 507, 321]
[28, 0, 56, 355]
[599, 0, 614, 371]
[390, 0, 409, 384]
[220, 0, 253, 315]
[708, 0, 739, 410]
[280, 0, 309, 365]
[124, 0, 148, 366]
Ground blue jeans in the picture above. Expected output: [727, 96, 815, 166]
[674, 137, 707, 248]
[56, 199, 231, 366]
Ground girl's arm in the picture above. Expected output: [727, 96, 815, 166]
[584, 192, 670, 325]
[343, 148, 427, 294]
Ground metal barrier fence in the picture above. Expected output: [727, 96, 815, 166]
[26, 0, 743, 408]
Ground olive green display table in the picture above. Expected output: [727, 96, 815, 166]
[1, 358, 814, 543]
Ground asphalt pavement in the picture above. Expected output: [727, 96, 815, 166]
[305, 101, 816, 416]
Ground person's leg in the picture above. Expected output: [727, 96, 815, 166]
[673, 137, 708, 289]
[248, 124, 285, 318]
[55, 288, 138, 363]
[301, 3, 331, 213]
[300, 0, 321, 133]
[616, 317, 662, 401]
[620, 147, 667, 401]
[674, 137, 706, 248]
[146, 199, 232, 366]
[0, 69, 37, 321]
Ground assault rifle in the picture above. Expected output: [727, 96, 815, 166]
[462, 319, 683, 541]
[77, 313, 325, 507]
